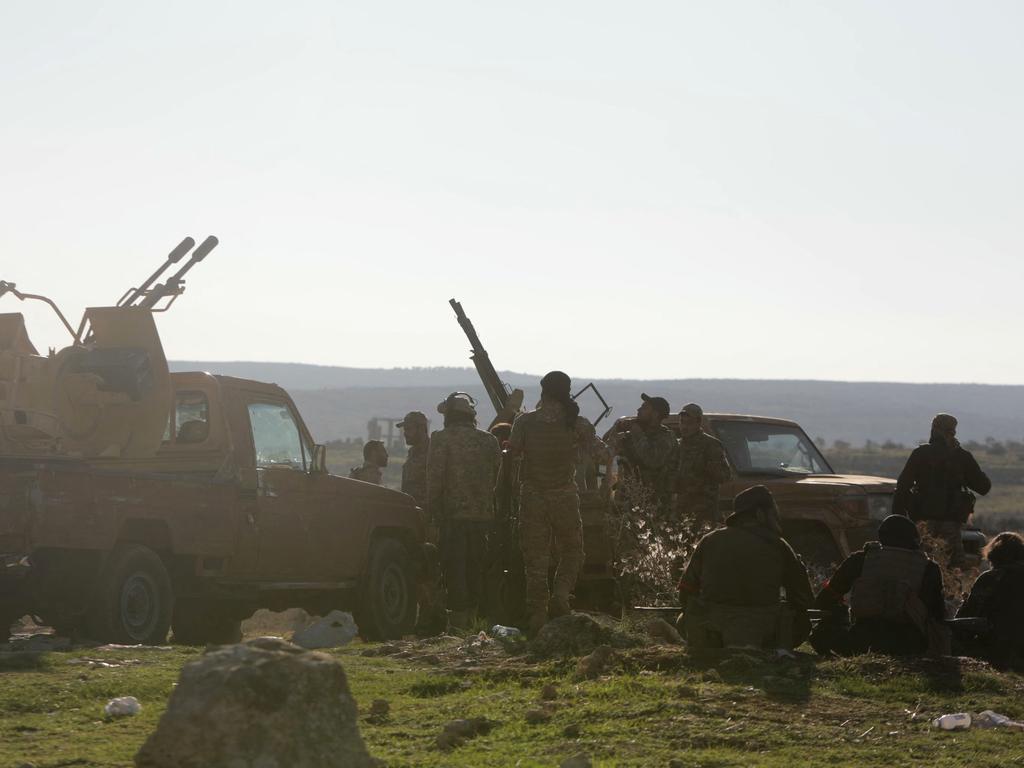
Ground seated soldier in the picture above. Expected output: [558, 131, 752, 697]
[956, 532, 1024, 670]
[811, 514, 945, 657]
[677, 485, 813, 650]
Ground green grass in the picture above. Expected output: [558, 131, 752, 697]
[4, 638, 1024, 767]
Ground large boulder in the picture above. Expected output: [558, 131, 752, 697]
[529, 613, 639, 658]
[135, 637, 376, 768]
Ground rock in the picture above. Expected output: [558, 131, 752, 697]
[240, 607, 312, 638]
[541, 683, 559, 700]
[531, 614, 635, 658]
[135, 637, 376, 768]
[104, 696, 142, 717]
[560, 753, 592, 768]
[563, 723, 581, 738]
[645, 618, 684, 646]
[575, 645, 615, 679]
[368, 699, 389, 718]
[436, 717, 495, 750]
[16, 634, 71, 652]
[291, 610, 358, 649]
[702, 668, 722, 683]
[525, 708, 552, 725]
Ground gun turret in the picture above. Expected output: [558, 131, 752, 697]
[449, 298, 510, 414]
[119, 235, 218, 311]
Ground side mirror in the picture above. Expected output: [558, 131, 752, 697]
[311, 444, 327, 474]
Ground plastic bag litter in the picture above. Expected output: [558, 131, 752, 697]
[104, 696, 142, 717]
[932, 713, 971, 730]
[974, 710, 1024, 731]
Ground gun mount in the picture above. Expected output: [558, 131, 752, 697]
[0, 236, 218, 459]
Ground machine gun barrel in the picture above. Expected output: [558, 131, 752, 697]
[449, 298, 509, 413]
[118, 237, 196, 307]
[134, 235, 219, 311]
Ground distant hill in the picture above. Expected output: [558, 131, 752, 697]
[169, 361, 1024, 446]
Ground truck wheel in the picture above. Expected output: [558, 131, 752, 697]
[87, 545, 173, 645]
[171, 599, 243, 645]
[357, 538, 416, 640]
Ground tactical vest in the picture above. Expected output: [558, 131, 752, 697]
[849, 546, 928, 624]
[520, 414, 577, 490]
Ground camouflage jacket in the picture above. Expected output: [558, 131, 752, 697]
[427, 424, 500, 522]
[508, 402, 607, 491]
[618, 424, 679, 498]
[401, 440, 429, 506]
[350, 463, 383, 485]
[677, 430, 730, 512]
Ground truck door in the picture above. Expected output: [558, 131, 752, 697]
[245, 399, 317, 581]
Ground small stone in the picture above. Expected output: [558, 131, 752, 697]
[560, 753, 592, 768]
[644, 618, 684, 645]
[575, 645, 614, 679]
[369, 699, 389, 718]
[563, 723, 581, 738]
[525, 708, 552, 725]
[703, 668, 722, 683]
[541, 683, 558, 700]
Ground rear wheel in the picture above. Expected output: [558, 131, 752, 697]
[171, 599, 243, 645]
[357, 538, 416, 640]
[86, 545, 173, 644]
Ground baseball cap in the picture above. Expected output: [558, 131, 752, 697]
[396, 411, 427, 428]
[640, 393, 670, 419]
[679, 403, 704, 419]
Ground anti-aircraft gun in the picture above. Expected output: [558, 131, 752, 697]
[0, 236, 218, 460]
[448, 298, 619, 622]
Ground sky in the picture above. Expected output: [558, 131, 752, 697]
[1, 1, 1021, 384]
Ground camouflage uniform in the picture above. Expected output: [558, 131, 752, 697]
[618, 424, 679, 509]
[676, 430, 730, 529]
[349, 463, 383, 485]
[401, 440, 429, 508]
[427, 424, 500, 615]
[509, 402, 606, 627]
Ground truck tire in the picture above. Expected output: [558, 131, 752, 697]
[87, 545, 173, 645]
[171, 599, 243, 646]
[357, 538, 416, 640]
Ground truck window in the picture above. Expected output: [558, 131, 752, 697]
[248, 402, 307, 470]
[162, 391, 210, 444]
[712, 422, 832, 476]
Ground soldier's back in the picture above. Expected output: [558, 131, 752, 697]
[697, 526, 787, 607]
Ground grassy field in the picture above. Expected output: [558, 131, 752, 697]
[4, 628, 1024, 768]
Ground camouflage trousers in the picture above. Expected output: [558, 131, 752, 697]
[519, 484, 583, 617]
[926, 520, 965, 568]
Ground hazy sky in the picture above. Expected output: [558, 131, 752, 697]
[1, 2, 1021, 383]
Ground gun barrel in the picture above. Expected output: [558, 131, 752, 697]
[449, 297, 509, 413]
[119, 237, 196, 307]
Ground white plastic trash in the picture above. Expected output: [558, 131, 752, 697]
[104, 696, 142, 717]
[491, 625, 522, 639]
[932, 712, 971, 731]
[291, 610, 358, 649]
[975, 710, 1024, 730]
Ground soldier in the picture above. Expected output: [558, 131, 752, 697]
[507, 371, 607, 634]
[893, 413, 992, 568]
[613, 393, 678, 510]
[811, 514, 946, 657]
[397, 411, 429, 508]
[427, 392, 500, 631]
[956, 532, 1024, 670]
[675, 403, 731, 531]
[677, 485, 813, 649]
[349, 440, 388, 484]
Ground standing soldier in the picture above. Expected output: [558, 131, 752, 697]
[350, 440, 388, 485]
[893, 414, 992, 568]
[507, 371, 607, 634]
[676, 403, 731, 532]
[397, 411, 429, 508]
[613, 394, 678, 511]
[427, 393, 500, 632]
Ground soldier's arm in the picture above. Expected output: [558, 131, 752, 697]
[814, 551, 864, 609]
[507, 415, 526, 459]
[963, 451, 993, 496]
[921, 561, 946, 622]
[956, 570, 995, 618]
[782, 545, 815, 611]
[892, 450, 920, 517]
[710, 441, 731, 483]
[426, 433, 447, 522]
[677, 544, 704, 607]
[627, 430, 676, 468]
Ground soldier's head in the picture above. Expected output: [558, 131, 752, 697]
[364, 439, 388, 467]
[877, 514, 920, 550]
[540, 371, 580, 429]
[678, 403, 703, 436]
[397, 411, 428, 446]
[931, 413, 958, 448]
[984, 532, 1024, 568]
[637, 393, 670, 428]
[730, 485, 782, 534]
[490, 421, 513, 446]
[438, 392, 477, 428]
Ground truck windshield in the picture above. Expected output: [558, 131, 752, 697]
[248, 402, 307, 470]
[711, 421, 833, 476]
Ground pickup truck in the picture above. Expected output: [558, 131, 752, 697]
[0, 370, 425, 644]
[607, 412, 985, 566]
